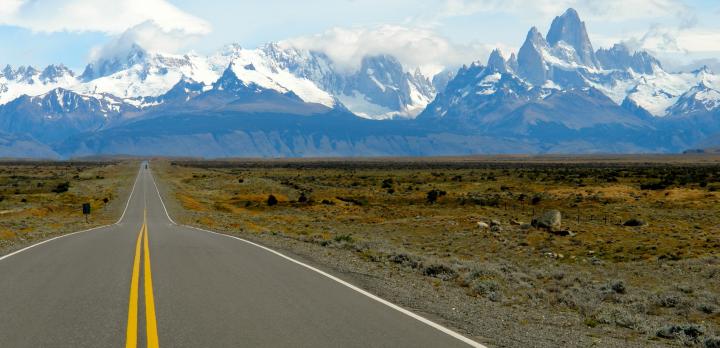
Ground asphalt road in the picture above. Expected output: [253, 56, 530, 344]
[0, 164, 483, 347]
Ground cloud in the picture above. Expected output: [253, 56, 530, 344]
[441, 0, 695, 26]
[89, 21, 204, 61]
[0, 0, 210, 35]
[281, 25, 499, 76]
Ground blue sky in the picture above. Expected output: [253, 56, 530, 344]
[1, 0, 720, 73]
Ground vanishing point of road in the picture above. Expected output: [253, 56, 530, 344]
[0, 164, 484, 347]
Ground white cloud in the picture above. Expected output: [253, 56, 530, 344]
[281, 25, 499, 76]
[442, 0, 695, 25]
[90, 21, 204, 61]
[0, 0, 210, 35]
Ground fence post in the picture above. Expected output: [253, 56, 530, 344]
[577, 206, 580, 224]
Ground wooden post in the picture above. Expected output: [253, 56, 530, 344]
[577, 206, 580, 224]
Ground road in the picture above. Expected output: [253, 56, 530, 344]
[0, 164, 483, 347]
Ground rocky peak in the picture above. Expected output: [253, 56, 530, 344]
[596, 43, 661, 74]
[40, 64, 75, 83]
[487, 49, 510, 73]
[517, 27, 549, 85]
[546, 8, 598, 68]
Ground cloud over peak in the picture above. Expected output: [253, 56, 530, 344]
[281, 25, 497, 76]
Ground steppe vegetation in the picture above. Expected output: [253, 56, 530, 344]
[0, 161, 136, 253]
[156, 156, 720, 347]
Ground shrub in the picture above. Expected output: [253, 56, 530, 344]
[333, 234, 353, 243]
[336, 196, 368, 206]
[640, 181, 670, 190]
[381, 178, 393, 189]
[462, 193, 500, 207]
[267, 194, 278, 206]
[426, 189, 447, 204]
[706, 337, 720, 348]
[656, 324, 704, 340]
[471, 280, 500, 299]
[656, 293, 683, 308]
[609, 280, 626, 294]
[422, 263, 457, 280]
[52, 182, 70, 193]
[531, 195, 542, 205]
[298, 193, 308, 203]
[388, 252, 420, 268]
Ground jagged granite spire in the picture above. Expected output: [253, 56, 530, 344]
[486, 49, 509, 73]
[517, 27, 549, 85]
[546, 8, 599, 68]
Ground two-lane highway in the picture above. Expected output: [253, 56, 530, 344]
[0, 164, 484, 347]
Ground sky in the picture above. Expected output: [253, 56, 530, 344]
[1, 0, 720, 74]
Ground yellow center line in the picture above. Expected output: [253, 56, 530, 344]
[125, 209, 160, 348]
[125, 223, 143, 348]
[143, 219, 160, 348]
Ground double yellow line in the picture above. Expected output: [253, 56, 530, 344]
[126, 210, 159, 348]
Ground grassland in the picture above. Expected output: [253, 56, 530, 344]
[155, 156, 720, 347]
[0, 161, 137, 254]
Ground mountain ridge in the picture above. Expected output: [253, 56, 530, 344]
[1, 7, 719, 158]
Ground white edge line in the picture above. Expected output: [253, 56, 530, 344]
[0, 226, 107, 262]
[116, 164, 143, 225]
[0, 164, 144, 262]
[148, 167, 176, 225]
[148, 169, 486, 348]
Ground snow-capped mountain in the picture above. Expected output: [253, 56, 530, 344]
[596, 44, 661, 75]
[3, 7, 720, 158]
[260, 43, 436, 119]
[422, 8, 719, 136]
[0, 42, 433, 120]
[0, 88, 138, 143]
[0, 64, 77, 105]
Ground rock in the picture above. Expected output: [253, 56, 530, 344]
[477, 222, 490, 229]
[623, 218, 648, 227]
[532, 210, 562, 230]
[510, 219, 521, 226]
[490, 219, 501, 227]
[491, 225, 502, 233]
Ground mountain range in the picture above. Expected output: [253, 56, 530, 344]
[1, 8, 719, 158]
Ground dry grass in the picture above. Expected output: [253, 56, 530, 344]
[0, 161, 137, 252]
[156, 157, 720, 346]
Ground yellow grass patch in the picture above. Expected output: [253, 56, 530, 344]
[0, 230, 16, 240]
[177, 193, 205, 211]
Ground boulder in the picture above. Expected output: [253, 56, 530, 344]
[477, 222, 490, 229]
[532, 210, 562, 230]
